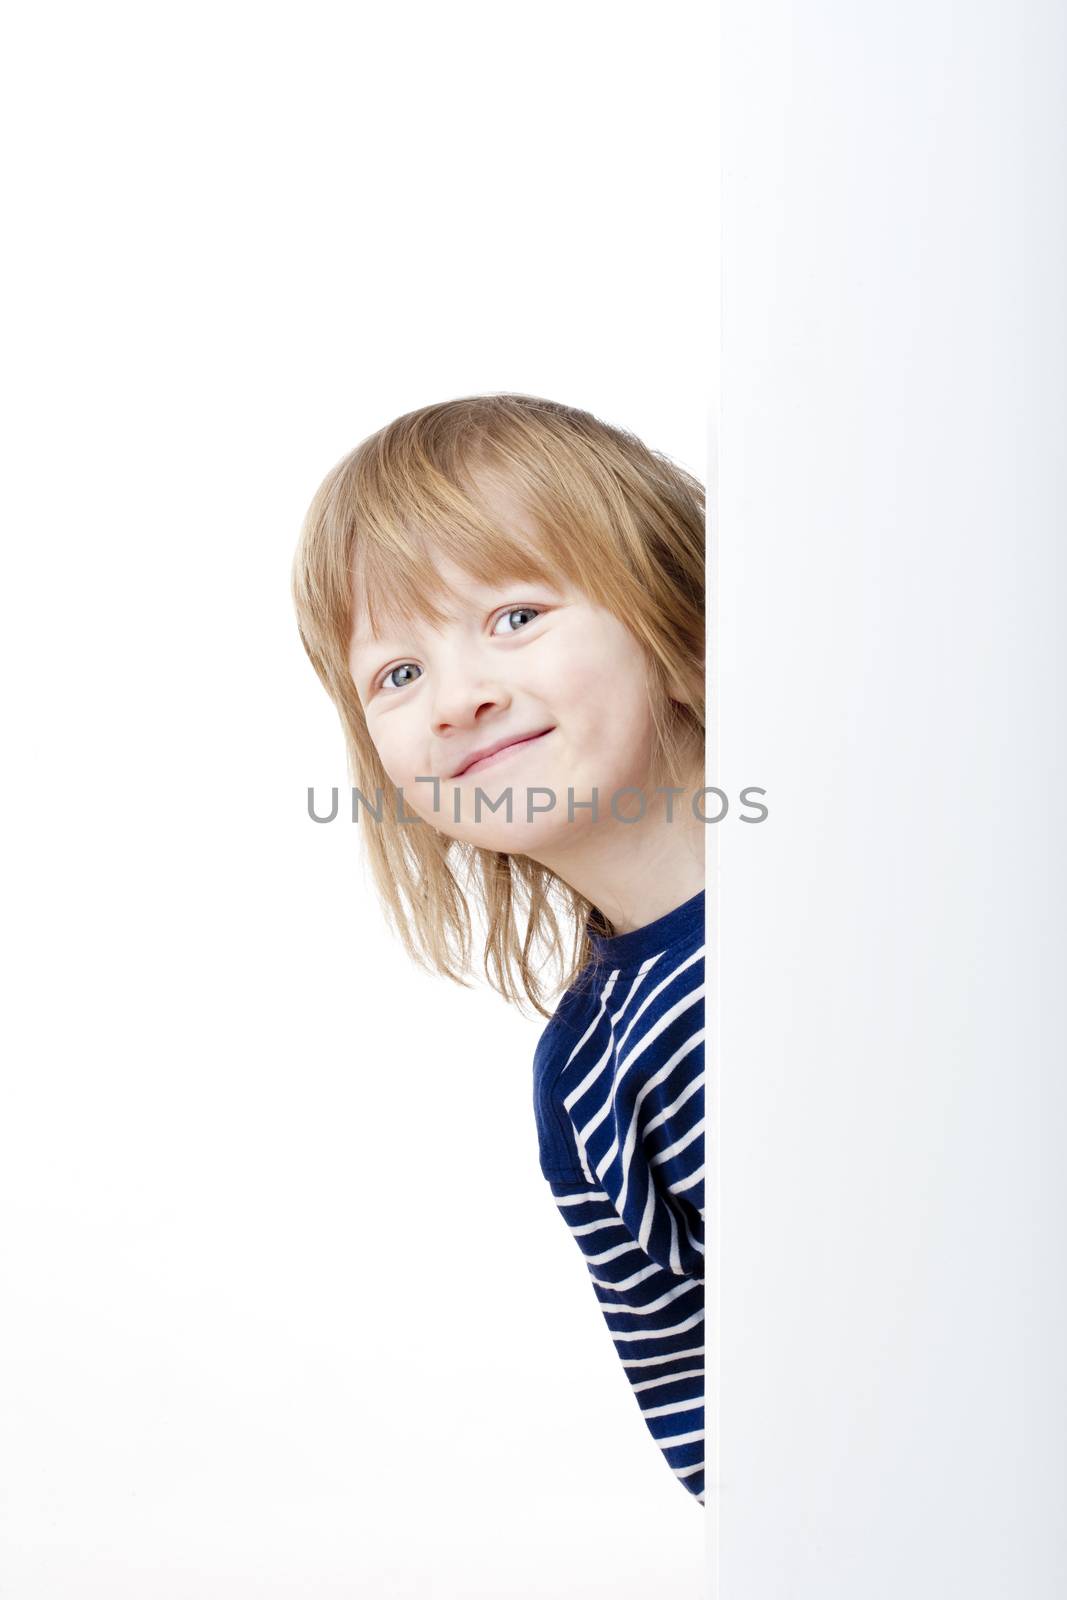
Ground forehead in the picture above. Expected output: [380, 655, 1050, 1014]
[346, 464, 574, 650]
[347, 551, 571, 673]
[350, 556, 514, 644]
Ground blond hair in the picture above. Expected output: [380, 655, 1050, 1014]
[291, 393, 705, 1018]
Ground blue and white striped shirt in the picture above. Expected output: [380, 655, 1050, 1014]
[532, 889, 706, 1503]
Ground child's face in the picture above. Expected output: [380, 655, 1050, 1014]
[348, 546, 659, 857]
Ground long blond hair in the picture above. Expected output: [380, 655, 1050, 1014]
[291, 393, 705, 1018]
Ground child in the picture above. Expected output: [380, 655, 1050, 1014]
[291, 393, 706, 1504]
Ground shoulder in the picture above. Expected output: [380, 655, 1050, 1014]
[533, 956, 607, 1059]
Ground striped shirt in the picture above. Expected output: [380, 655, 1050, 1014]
[532, 889, 706, 1504]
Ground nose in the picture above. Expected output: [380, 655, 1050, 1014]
[430, 651, 511, 738]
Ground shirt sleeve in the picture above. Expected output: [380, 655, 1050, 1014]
[549, 1019, 706, 1502]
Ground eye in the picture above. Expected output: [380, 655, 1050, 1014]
[377, 662, 422, 693]
[491, 605, 543, 636]
[372, 605, 544, 695]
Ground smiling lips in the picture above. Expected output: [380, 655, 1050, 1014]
[451, 728, 554, 779]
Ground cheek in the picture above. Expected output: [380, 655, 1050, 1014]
[542, 630, 628, 709]
[546, 644, 655, 777]
[553, 635, 651, 727]
[364, 715, 417, 786]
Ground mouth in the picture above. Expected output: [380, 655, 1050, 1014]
[452, 727, 555, 780]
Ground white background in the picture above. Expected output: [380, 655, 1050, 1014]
[1, 4, 711, 1598]
[6, 5, 1066, 1599]
[716, 3, 1066, 1597]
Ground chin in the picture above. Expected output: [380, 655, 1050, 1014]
[436, 811, 569, 856]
